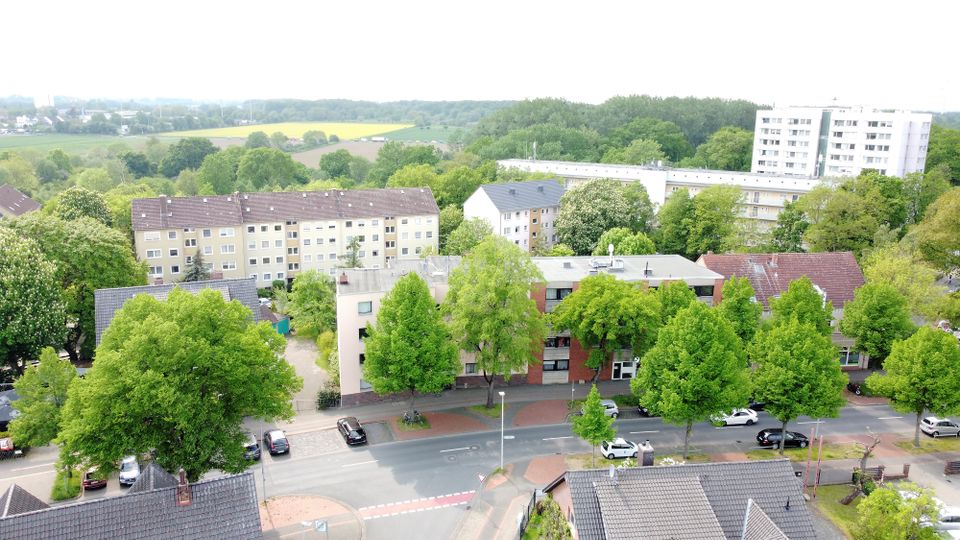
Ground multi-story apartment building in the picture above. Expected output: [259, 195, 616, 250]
[752, 107, 932, 178]
[463, 180, 564, 252]
[132, 189, 439, 287]
[498, 159, 833, 226]
[335, 255, 724, 404]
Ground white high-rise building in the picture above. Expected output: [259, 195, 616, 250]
[752, 107, 932, 178]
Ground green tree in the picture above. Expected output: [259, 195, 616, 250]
[244, 131, 270, 149]
[909, 187, 960, 272]
[767, 200, 808, 252]
[551, 273, 661, 382]
[925, 125, 960, 183]
[342, 237, 362, 268]
[680, 126, 753, 171]
[54, 186, 112, 225]
[749, 319, 846, 454]
[319, 149, 353, 179]
[633, 301, 749, 458]
[903, 167, 951, 224]
[601, 138, 667, 165]
[363, 273, 459, 415]
[592, 227, 656, 256]
[236, 147, 308, 190]
[9, 347, 75, 447]
[270, 131, 288, 149]
[840, 282, 915, 362]
[175, 169, 201, 196]
[0, 153, 40, 194]
[657, 280, 697, 323]
[368, 141, 441, 186]
[716, 276, 762, 343]
[435, 166, 484, 208]
[802, 188, 880, 256]
[656, 188, 694, 256]
[73, 167, 117, 193]
[0, 230, 65, 375]
[57, 288, 302, 481]
[183, 250, 210, 282]
[853, 484, 942, 540]
[543, 243, 575, 256]
[769, 276, 833, 336]
[197, 146, 246, 194]
[302, 130, 327, 146]
[386, 163, 440, 191]
[443, 236, 546, 408]
[604, 117, 692, 162]
[556, 179, 631, 255]
[103, 183, 156, 240]
[286, 270, 336, 338]
[863, 245, 945, 319]
[684, 185, 743, 259]
[120, 152, 155, 178]
[159, 137, 218, 178]
[622, 182, 655, 234]
[444, 217, 492, 256]
[438, 205, 463, 253]
[571, 385, 617, 467]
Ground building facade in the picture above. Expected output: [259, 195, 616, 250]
[752, 107, 932, 178]
[463, 180, 565, 252]
[335, 255, 724, 403]
[131, 189, 439, 287]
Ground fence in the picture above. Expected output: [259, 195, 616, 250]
[517, 491, 539, 538]
[945, 461, 960, 475]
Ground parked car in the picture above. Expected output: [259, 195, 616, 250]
[748, 399, 765, 412]
[637, 404, 656, 417]
[82, 467, 107, 490]
[243, 431, 261, 461]
[756, 428, 809, 448]
[264, 430, 290, 455]
[600, 438, 639, 459]
[920, 417, 960, 438]
[0, 437, 24, 459]
[118, 455, 141, 487]
[589, 399, 620, 419]
[934, 506, 960, 531]
[712, 408, 759, 426]
[337, 417, 368, 446]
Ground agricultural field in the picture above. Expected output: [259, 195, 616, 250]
[0, 133, 153, 153]
[165, 122, 412, 140]
[375, 125, 460, 143]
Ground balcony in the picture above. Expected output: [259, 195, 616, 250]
[545, 299, 561, 312]
[543, 347, 570, 361]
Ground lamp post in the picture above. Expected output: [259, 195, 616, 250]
[499, 391, 506, 471]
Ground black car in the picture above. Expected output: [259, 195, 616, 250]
[243, 431, 261, 460]
[748, 399, 765, 411]
[263, 430, 289, 455]
[756, 428, 809, 449]
[337, 417, 368, 445]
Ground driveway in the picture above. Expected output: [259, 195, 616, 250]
[284, 336, 329, 413]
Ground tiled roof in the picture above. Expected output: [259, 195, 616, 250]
[0, 472, 262, 539]
[128, 462, 179, 494]
[131, 189, 440, 231]
[479, 180, 565, 212]
[696, 252, 864, 309]
[595, 475, 725, 540]
[743, 499, 789, 540]
[0, 184, 40, 217]
[94, 278, 261, 344]
[0, 485, 48, 518]
[551, 460, 815, 540]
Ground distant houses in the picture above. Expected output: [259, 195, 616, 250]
[0, 184, 40, 219]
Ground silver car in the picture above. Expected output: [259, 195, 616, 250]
[118, 455, 141, 486]
[920, 417, 960, 438]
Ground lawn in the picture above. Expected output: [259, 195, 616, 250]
[372, 125, 461, 142]
[51, 468, 82, 501]
[165, 122, 412, 140]
[745, 442, 861, 462]
[894, 436, 960, 454]
[0, 133, 153, 153]
[811, 484, 861, 537]
[469, 403, 506, 419]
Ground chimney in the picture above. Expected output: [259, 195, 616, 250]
[339, 272, 349, 285]
[537, 186, 544, 192]
[175, 469, 192, 506]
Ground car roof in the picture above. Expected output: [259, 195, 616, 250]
[599, 399, 616, 406]
[923, 416, 945, 422]
[267, 429, 286, 438]
[121, 455, 137, 463]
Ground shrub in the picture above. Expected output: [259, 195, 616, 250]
[316, 385, 340, 410]
[257, 287, 274, 299]
[272, 280, 287, 290]
[51, 469, 81, 501]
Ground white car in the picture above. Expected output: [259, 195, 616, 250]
[600, 438, 638, 459]
[583, 399, 620, 419]
[118, 455, 141, 487]
[935, 506, 960, 530]
[920, 417, 960, 438]
[712, 408, 759, 426]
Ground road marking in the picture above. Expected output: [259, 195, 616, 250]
[340, 460, 378, 468]
[358, 490, 476, 520]
[797, 421, 824, 425]
[503, 435, 515, 440]
[878, 416, 903, 420]
[439, 446, 471, 453]
[629, 430, 660, 434]
[11, 462, 56, 472]
[542, 436, 573, 441]
[715, 426, 744, 430]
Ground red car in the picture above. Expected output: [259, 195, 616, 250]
[82, 468, 107, 490]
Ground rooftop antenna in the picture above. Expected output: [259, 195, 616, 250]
[532, 140, 538, 161]
[608, 464, 617, 486]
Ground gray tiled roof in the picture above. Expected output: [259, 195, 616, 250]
[94, 278, 261, 344]
[131, 189, 440, 231]
[479, 180, 565, 212]
[0, 485, 48, 518]
[743, 499, 789, 540]
[0, 184, 41, 217]
[0, 472, 262, 539]
[595, 475, 725, 540]
[128, 462, 179, 494]
[553, 460, 815, 540]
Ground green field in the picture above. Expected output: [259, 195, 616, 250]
[373, 125, 460, 142]
[166, 122, 412, 140]
[0, 134, 153, 153]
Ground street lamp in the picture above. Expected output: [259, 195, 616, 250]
[499, 391, 506, 471]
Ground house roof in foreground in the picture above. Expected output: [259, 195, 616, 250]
[0, 184, 40, 217]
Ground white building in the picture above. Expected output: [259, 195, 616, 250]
[752, 107, 932, 178]
[463, 180, 565, 252]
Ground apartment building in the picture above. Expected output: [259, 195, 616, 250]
[335, 255, 723, 404]
[463, 180, 564, 252]
[498, 159, 832, 225]
[132, 189, 439, 287]
[752, 107, 932, 178]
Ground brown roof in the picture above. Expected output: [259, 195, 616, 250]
[697, 252, 864, 309]
[0, 184, 41, 217]
[131, 189, 439, 231]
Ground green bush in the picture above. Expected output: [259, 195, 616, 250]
[257, 287, 274, 299]
[51, 469, 81, 501]
[271, 280, 286, 290]
[611, 394, 639, 407]
[523, 495, 572, 539]
[316, 385, 340, 410]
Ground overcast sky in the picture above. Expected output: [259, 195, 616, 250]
[4, 1, 958, 111]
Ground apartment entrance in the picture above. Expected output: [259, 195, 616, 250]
[612, 360, 637, 380]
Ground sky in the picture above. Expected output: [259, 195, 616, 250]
[4, 1, 959, 111]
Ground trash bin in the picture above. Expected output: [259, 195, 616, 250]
[638, 440, 654, 466]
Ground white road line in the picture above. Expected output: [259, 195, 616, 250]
[503, 435, 515, 440]
[439, 446, 471, 453]
[797, 421, 824, 425]
[878, 416, 903, 420]
[715, 426, 745, 430]
[10, 462, 56, 472]
[340, 459, 378, 468]
[542, 436, 573, 441]
[629, 430, 660, 434]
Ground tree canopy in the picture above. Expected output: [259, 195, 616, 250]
[571, 385, 617, 467]
[684, 185, 743, 259]
[909, 187, 960, 272]
[287, 270, 336, 338]
[9, 347, 75, 447]
[657, 280, 697, 323]
[769, 276, 833, 336]
[680, 126, 753, 172]
[716, 276, 762, 343]
[854, 484, 942, 540]
[54, 186, 112, 225]
[556, 179, 632, 255]
[159, 137, 219, 178]
[656, 188, 694, 256]
[443, 217, 492, 256]
[592, 227, 656, 256]
[840, 282, 915, 362]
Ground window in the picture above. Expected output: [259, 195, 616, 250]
[304, 254, 312, 262]
[262, 257, 270, 264]
[371, 219, 379, 226]
[426, 231, 433, 238]
[304, 239, 311, 246]
[401, 218, 408, 225]
[372, 250, 379, 257]
[359, 328, 368, 340]
[532, 218, 538, 224]
[504, 227, 510, 234]
[275, 256, 283, 264]
[203, 246, 213, 255]
[221, 244, 236, 254]
[184, 238, 197, 247]
[753, 192, 760, 203]
[222, 261, 236, 270]
[542, 360, 570, 371]
[287, 231, 298, 239]
[277, 272, 285, 279]
[328, 221, 336, 229]
[250, 273, 258, 280]
[261, 240, 269, 248]
[184, 227, 195, 233]
[169, 248, 179, 257]
[357, 221, 365, 228]
[288, 263, 300, 271]
[358, 301, 373, 314]
[328, 238, 336, 244]
[171, 265, 180, 274]
[385, 241, 396, 248]
[219, 228, 235, 237]
[275, 225, 282, 231]
[329, 253, 337, 260]
[202, 229, 212, 238]
[146, 249, 161, 259]
[316, 238, 324, 244]
[415, 232, 422, 239]
[545, 336, 571, 348]
[148, 265, 163, 276]
[167, 231, 177, 240]
[285, 220, 297, 226]
[545, 288, 573, 300]
[247, 226, 255, 233]
[249, 258, 258, 266]
[415, 246, 422, 255]
[465, 363, 477, 374]
[357, 235, 365, 243]
[359, 250, 366, 258]
[372, 234, 379, 242]
[263, 273, 271, 280]
[260, 225, 268, 232]
[275, 240, 283, 248]
[287, 247, 299, 255]
[144, 232, 160, 241]
[401, 247, 409, 255]
[401, 232, 409, 240]
[186, 256, 193, 264]
[839, 347, 861, 367]
[345, 220, 352, 228]
[693, 285, 715, 297]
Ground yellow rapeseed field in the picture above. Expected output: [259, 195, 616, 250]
[164, 122, 412, 140]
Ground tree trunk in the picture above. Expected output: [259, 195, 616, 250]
[592, 445, 596, 468]
[683, 420, 692, 459]
[64, 334, 79, 365]
[914, 411, 922, 448]
[484, 371, 495, 409]
[410, 388, 417, 418]
[780, 419, 788, 456]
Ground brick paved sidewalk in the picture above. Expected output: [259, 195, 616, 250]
[260, 495, 363, 539]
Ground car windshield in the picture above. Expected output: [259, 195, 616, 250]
[121, 461, 137, 472]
